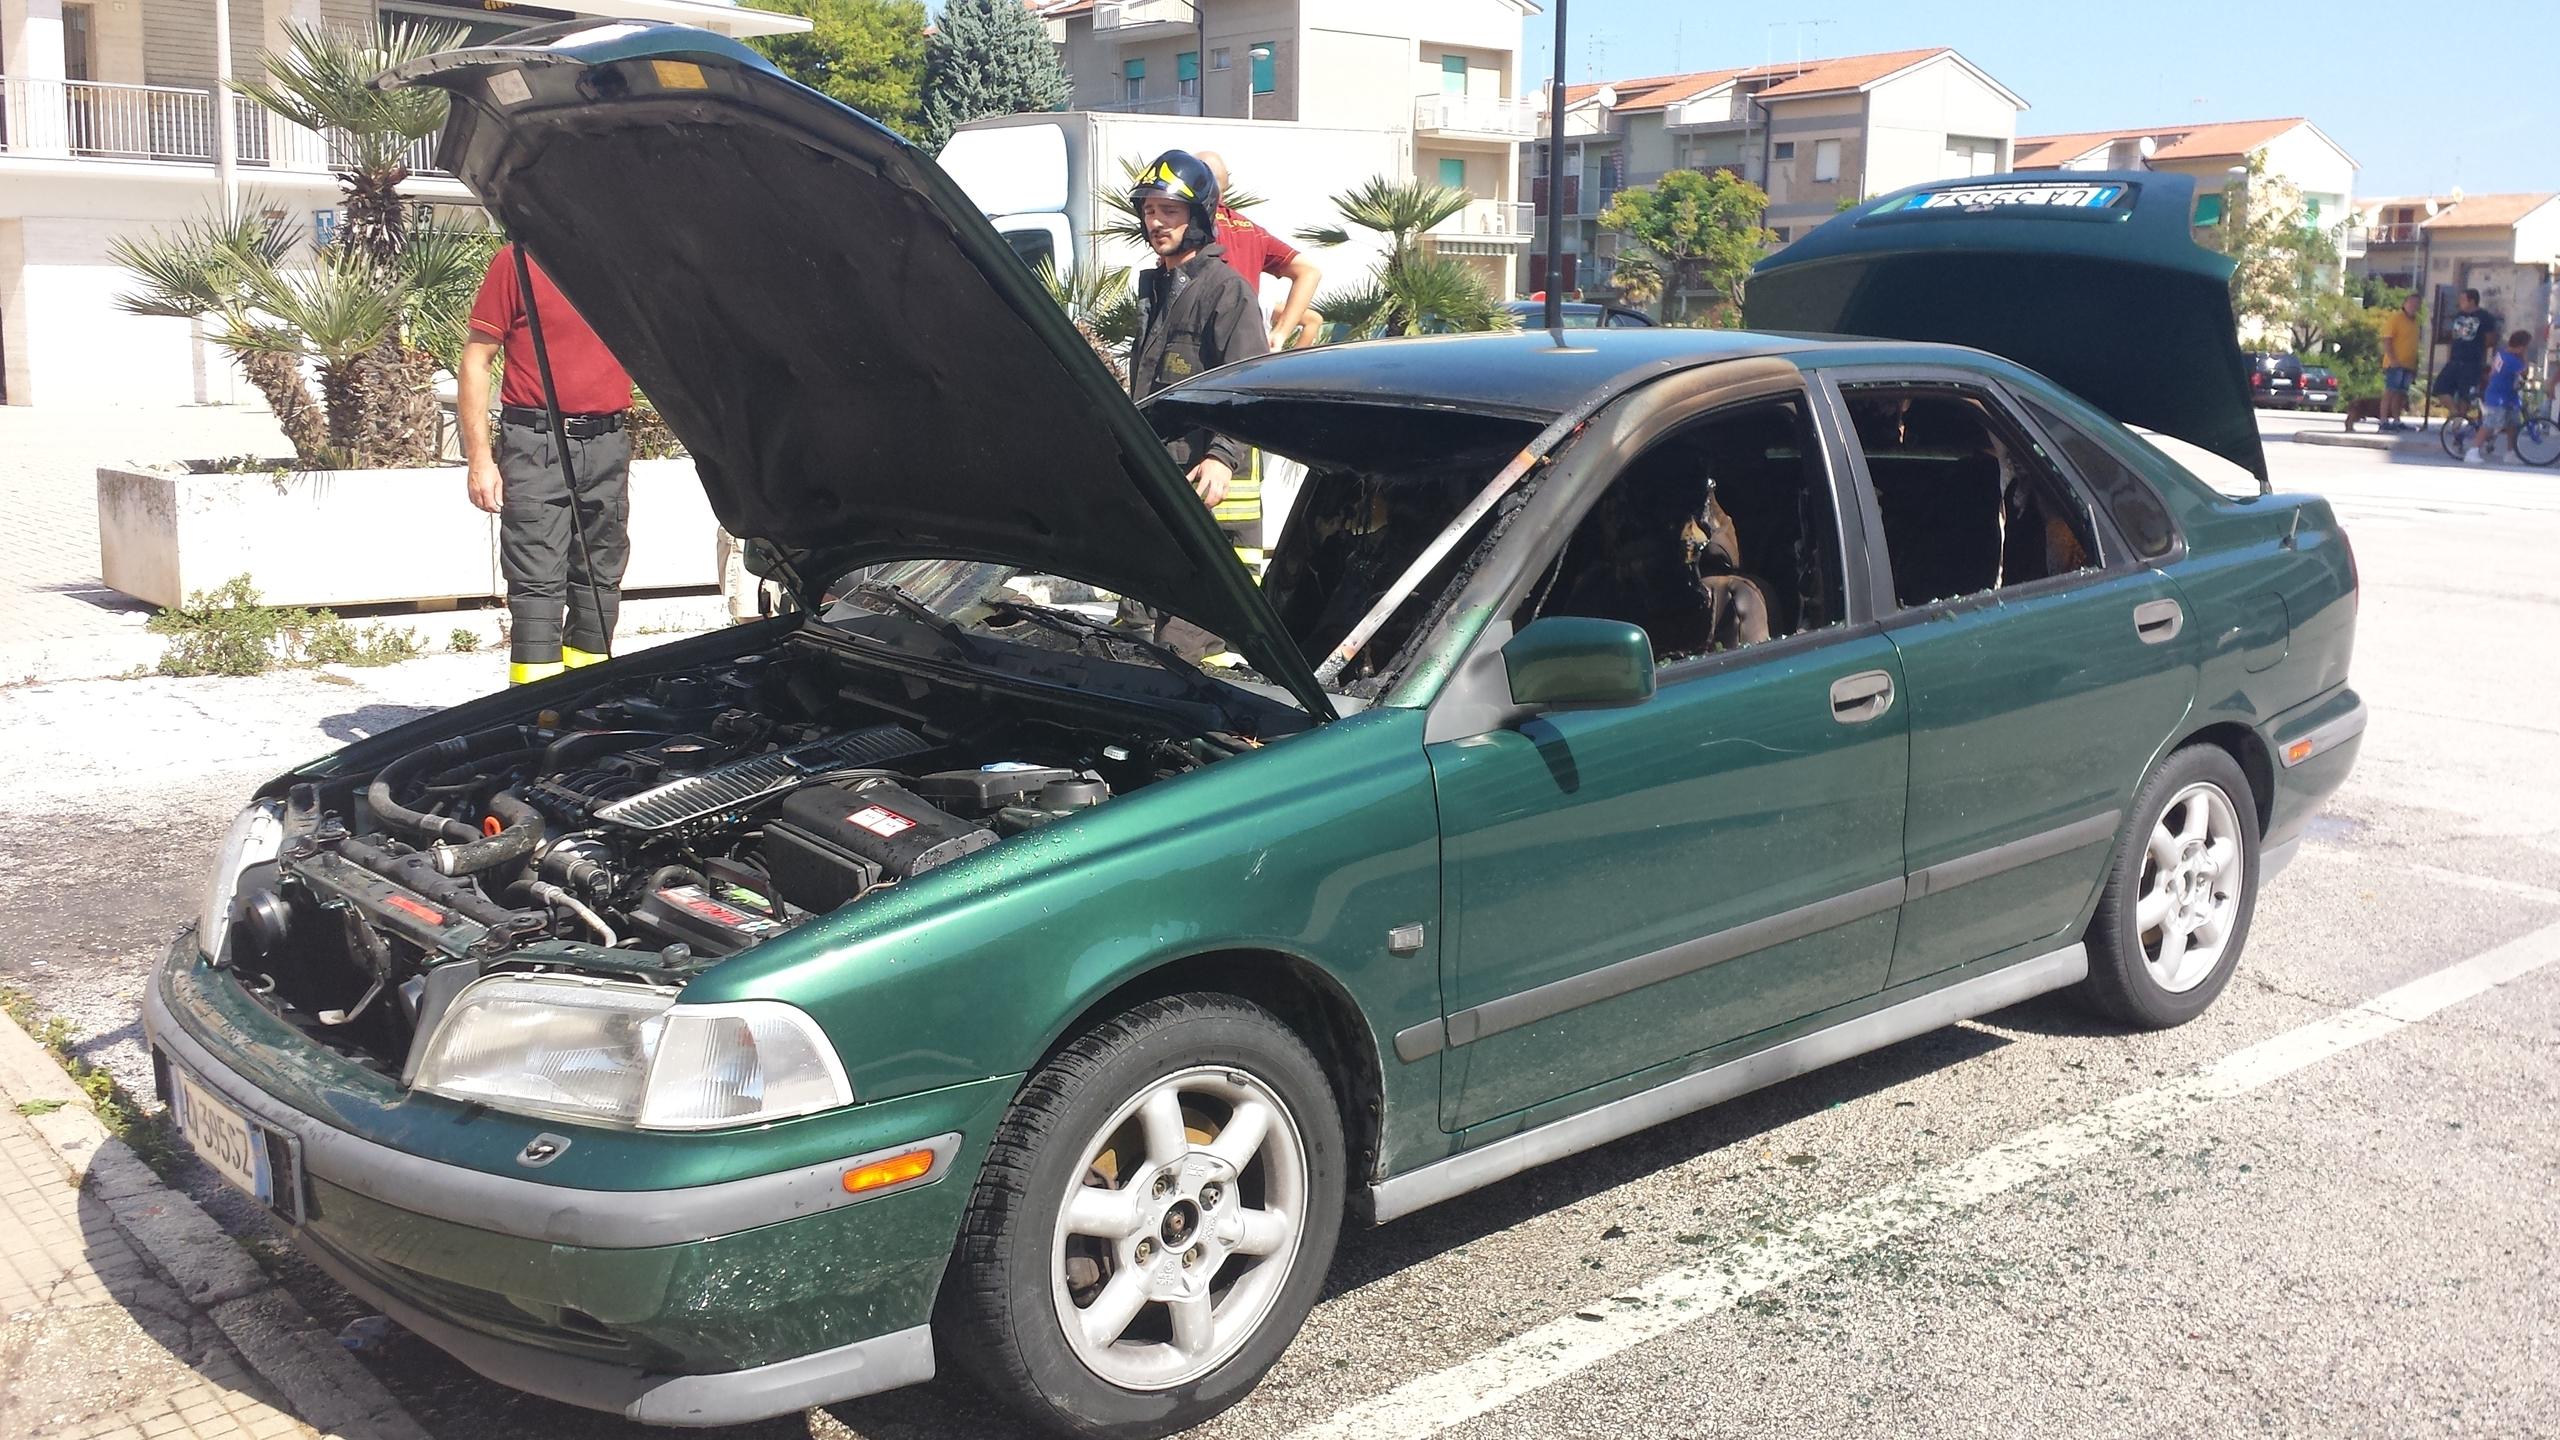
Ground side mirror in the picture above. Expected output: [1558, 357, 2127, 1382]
[1501, 617, 1657, 712]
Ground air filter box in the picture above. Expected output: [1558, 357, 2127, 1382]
[766, 780, 996, 913]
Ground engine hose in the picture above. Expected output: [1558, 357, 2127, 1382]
[430, 788, 544, 878]
[368, 725, 546, 845]
[338, 836, 534, 930]
[528, 881, 617, 947]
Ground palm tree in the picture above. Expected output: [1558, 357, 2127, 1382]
[223, 247, 399, 463]
[1036, 259, 1139, 382]
[111, 205, 330, 463]
[1295, 177, 1509, 339]
[231, 20, 464, 266]
[1608, 251, 1664, 314]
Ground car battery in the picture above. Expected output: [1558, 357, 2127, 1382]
[631, 881, 788, 957]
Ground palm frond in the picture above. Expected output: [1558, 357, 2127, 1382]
[1323, 176, 1471, 249]
[231, 19, 463, 172]
[1291, 224, 1351, 249]
[1308, 280, 1394, 342]
[109, 201, 290, 319]
[1382, 252, 1509, 335]
[221, 248, 397, 363]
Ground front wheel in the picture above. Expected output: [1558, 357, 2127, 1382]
[937, 994, 1345, 1439]
[2517, 416, 2560, 467]
[2076, 745, 2260, 1028]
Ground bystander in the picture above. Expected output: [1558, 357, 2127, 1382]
[2378, 293, 2421, 431]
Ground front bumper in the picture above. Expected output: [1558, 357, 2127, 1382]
[145, 937, 1013, 1425]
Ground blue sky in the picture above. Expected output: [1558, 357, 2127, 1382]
[1516, 0, 2555, 197]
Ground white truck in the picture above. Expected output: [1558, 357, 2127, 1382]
[936, 110, 1401, 319]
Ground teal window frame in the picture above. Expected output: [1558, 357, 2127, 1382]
[1177, 51, 1198, 81]
[2192, 192, 2224, 226]
[1441, 54, 1467, 95]
[1251, 42, 1276, 95]
[1438, 157, 1467, 190]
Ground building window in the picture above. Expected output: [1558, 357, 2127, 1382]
[1773, 141, 1795, 160]
[2304, 196, 2321, 223]
[1772, 226, 1792, 242]
[1123, 58, 1145, 105]
[1211, 47, 1231, 70]
[1438, 157, 1467, 190]
[1442, 54, 1467, 96]
[1946, 135, 2001, 177]
[1251, 42, 1276, 95]
[1178, 51, 1198, 101]
[1812, 139, 1841, 182]
[2192, 193, 2224, 226]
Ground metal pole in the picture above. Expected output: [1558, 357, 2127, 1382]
[1197, 4, 1208, 117]
[1541, 0, 1566, 332]
[212, 0, 237, 213]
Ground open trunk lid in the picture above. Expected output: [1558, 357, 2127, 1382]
[1745, 171, 2266, 482]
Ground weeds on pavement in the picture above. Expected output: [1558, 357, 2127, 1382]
[0, 987, 181, 1176]
[147, 575, 422, 676]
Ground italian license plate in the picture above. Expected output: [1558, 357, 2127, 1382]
[170, 1065, 276, 1208]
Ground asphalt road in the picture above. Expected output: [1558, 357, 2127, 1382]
[2, 421, 2552, 1440]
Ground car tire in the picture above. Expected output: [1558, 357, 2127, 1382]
[936, 993, 1345, 1439]
[2076, 744, 2260, 1029]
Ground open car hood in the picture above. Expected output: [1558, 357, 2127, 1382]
[383, 21, 1332, 718]
[1745, 171, 2265, 482]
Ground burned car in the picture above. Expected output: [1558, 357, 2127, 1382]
[146, 25, 2364, 1439]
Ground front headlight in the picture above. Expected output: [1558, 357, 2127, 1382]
[413, 974, 852, 1131]
[198, 802, 284, 965]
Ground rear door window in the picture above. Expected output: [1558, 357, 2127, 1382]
[2011, 392, 2180, 561]
[1840, 383, 2103, 610]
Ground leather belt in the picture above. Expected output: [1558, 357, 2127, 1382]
[501, 406, 624, 438]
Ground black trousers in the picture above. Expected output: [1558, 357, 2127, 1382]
[498, 418, 632, 663]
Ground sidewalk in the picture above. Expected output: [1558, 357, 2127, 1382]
[0, 1013, 428, 1440]
[0, 401, 732, 686]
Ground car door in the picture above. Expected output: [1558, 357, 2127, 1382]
[1822, 370, 2201, 987]
[1422, 385, 1910, 1132]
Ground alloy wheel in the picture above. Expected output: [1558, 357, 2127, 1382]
[1049, 1065, 1309, 1390]
[2136, 782, 2245, 993]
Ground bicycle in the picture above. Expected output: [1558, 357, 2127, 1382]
[2442, 387, 2560, 466]
[2438, 393, 2483, 461]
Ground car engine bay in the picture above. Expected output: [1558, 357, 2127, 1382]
[216, 638, 1256, 1071]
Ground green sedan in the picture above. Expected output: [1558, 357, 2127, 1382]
[146, 23, 2363, 1438]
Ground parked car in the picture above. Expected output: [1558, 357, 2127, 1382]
[1502, 299, 1658, 328]
[2247, 352, 2308, 407]
[148, 33, 2364, 1439]
[2297, 365, 2340, 411]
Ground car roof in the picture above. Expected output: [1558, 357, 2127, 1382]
[1171, 327, 1846, 419]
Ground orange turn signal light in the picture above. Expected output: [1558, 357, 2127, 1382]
[842, 1148, 936, 1195]
[2285, 738, 2315, 764]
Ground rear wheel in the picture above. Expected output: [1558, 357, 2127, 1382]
[2077, 745, 2259, 1028]
[936, 994, 1344, 1439]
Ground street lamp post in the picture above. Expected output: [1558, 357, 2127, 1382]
[1247, 44, 1271, 121]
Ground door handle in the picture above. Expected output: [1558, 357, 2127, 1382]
[2133, 598, 2185, 644]
[1830, 670, 1894, 723]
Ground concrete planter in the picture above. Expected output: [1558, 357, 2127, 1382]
[97, 457, 719, 610]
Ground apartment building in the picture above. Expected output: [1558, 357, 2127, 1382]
[1522, 47, 2025, 301]
[1034, 0, 1541, 295]
[2351, 192, 2558, 388]
[0, 0, 806, 406]
[2016, 117, 2355, 238]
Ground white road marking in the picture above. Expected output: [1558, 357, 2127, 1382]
[1288, 921, 2560, 1440]
[2407, 863, 2560, 907]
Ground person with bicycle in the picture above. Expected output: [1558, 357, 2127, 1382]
[2473, 330, 2530, 465]
[2435, 288, 2501, 452]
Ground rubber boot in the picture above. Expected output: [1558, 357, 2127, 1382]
[510, 659, 566, 686]
[562, 645, 609, 669]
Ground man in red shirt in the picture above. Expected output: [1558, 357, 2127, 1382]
[1194, 151, 1322, 350]
[460, 244, 636, 685]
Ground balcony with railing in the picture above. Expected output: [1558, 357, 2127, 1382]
[1426, 198, 1534, 244]
[1, 75, 446, 176]
[1091, 0, 1197, 41]
[1413, 93, 1537, 140]
[1662, 91, 1752, 130]
[1088, 94, 1201, 116]
[2361, 221, 2425, 246]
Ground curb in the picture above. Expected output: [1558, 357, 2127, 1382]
[2289, 428, 2434, 454]
[0, 1008, 432, 1440]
